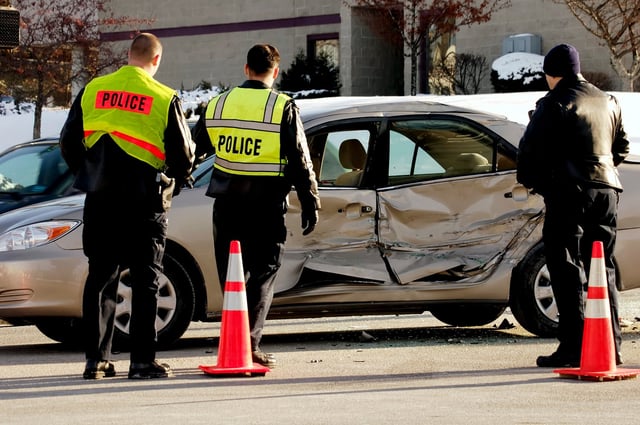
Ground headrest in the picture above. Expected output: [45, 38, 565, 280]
[339, 139, 366, 170]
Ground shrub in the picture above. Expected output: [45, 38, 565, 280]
[277, 50, 340, 98]
[582, 71, 615, 91]
[490, 68, 547, 92]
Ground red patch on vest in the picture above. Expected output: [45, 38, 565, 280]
[95, 91, 154, 114]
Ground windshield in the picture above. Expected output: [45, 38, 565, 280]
[0, 143, 69, 195]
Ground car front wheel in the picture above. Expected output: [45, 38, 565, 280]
[35, 252, 195, 348]
[114, 252, 195, 349]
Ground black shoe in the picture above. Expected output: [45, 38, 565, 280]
[252, 350, 276, 368]
[536, 351, 580, 368]
[616, 352, 624, 366]
[83, 360, 116, 380]
[128, 361, 173, 379]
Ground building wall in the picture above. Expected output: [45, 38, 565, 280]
[102, 0, 625, 96]
[455, 0, 623, 92]
[105, 0, 342, 93]
[344, 6, 404, 95]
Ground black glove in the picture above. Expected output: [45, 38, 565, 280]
[172, 175, 194, 197]
[301, 209, 318, 236]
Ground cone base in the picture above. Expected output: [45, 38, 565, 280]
[199, 363, 270, 377]
[554, 367, 640, 381]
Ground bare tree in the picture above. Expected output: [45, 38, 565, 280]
[348, 0, 511, 95]
[0, 0, 153, 138]
[555, 0, 640, 91]
[433, 51, 488, 94]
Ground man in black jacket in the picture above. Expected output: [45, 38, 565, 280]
[193, 44, 320, 368]
[60, 33, 195, 379]
[517, 43, 629, 368]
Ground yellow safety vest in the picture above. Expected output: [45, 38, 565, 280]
[81, 65, 175, 170]
[205, 87, 288, 177]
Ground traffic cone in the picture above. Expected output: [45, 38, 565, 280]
[199, 240, 270, 377]
[554, 241, 640, 381]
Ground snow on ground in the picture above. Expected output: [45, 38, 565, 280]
[1, 87, 640, 153]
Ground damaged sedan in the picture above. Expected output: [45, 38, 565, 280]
[2, 96, 640, 347]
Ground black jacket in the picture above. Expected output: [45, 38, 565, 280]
[517, 75, 629, 195]
[60, 87, 195, 200]
[192, 80, 320, 213]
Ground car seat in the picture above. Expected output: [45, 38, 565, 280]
[448, 152, 491, 175]
[335, 139, 366, 186]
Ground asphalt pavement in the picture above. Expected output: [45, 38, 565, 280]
[2, 292, 640, 425]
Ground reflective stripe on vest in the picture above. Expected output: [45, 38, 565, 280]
[205, 87, 288, 177]
[81, 66, 174, 170]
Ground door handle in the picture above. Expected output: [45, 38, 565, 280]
[338, 203, 373, 218]
[504, 185, 530, 201]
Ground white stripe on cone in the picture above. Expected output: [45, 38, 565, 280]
[584, 247, 610, 319]
[223, 290, 248, 312]
[226, 250, 244, 283]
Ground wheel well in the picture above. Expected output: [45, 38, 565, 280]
[165, 239, 208, 321]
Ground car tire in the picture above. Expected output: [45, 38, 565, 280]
[509, 242, 558, 338]
[35, 317, 83, 347]
[113, 252, 196, 350]
[34, 253, 196, 348]
[429, 304, 506, 327]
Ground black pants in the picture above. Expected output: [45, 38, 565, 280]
[542, 184, 621, 357]
[212, 196, 286, 351]
[82, 192, 167, 363]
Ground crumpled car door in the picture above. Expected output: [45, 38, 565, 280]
[377, 117, 544, 284]
[274, 127, 388, 293]
[378, 174, 542, 284]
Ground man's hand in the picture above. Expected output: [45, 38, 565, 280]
[172, 176, 194, 197]
[301, 209, 318, 236]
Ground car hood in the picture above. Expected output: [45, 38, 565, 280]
[0, 193, 85, 232]
[0, 193, 60, 214]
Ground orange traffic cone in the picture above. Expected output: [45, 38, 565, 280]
[199, 240, 270, 377]
[555, 241, 640, 381]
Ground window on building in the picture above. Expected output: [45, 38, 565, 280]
[307, 33, 339, 67]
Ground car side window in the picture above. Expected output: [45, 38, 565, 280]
[387, 118, 504, 186]
[307, 129, 371, 187]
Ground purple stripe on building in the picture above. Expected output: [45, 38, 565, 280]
[101, 14, 341, 41]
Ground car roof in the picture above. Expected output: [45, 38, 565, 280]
[296, 96, 525, 145]
[296, 96, 511, 123]
[0, 137, 59, 155]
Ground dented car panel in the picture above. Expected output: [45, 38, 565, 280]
[377, 174, 544, 284]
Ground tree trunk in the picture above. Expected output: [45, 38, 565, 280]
[33, 77, 45, 139]
[411, 46, 418, 96]
[33, 102, 42, 139]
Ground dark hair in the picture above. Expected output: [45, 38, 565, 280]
[247, 44, 280, 75]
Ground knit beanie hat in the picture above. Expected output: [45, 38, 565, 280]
[543, 44, 581, 77]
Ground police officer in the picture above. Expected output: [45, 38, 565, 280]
[517, 44, 629, 368]
[193, 44, 320, 367]
[60, 33, 195, 379]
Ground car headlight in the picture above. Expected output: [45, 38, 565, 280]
[0, 220, 81, 252]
